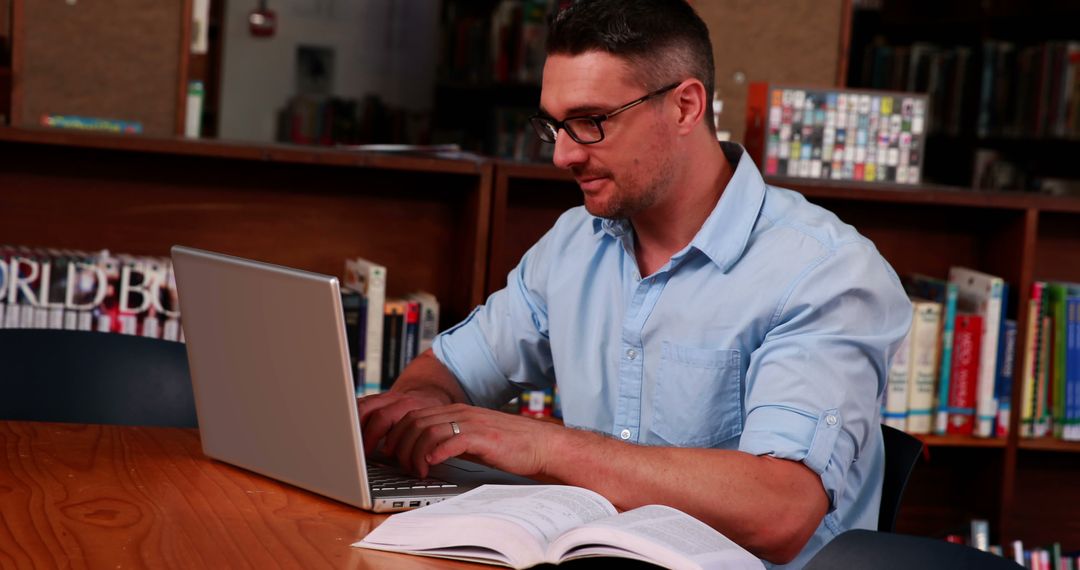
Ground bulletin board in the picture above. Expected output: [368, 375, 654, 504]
[13, 0, 186, 136]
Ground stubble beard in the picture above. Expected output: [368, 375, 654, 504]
[582, 155, 674, 221]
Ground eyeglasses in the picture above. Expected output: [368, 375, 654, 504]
[529, 82, 681, 145]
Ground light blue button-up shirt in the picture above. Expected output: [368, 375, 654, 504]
[433, 143, 911, 568]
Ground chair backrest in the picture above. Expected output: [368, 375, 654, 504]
[805, 529, 1021, 570]
[879, 423, 924, 532]
[0, 329, 197, 428]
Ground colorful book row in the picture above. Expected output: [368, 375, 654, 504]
[343, 257, 439, 397]
[0, 245, 182, 342]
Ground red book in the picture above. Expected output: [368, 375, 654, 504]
[948, 313, 984, 435]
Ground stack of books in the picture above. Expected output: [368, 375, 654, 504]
[0, 245, 182, 341]
[884, 267, 1080, 443]
[343, 257, 440, 397]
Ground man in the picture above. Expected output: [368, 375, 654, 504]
[358, 0, 911, 566]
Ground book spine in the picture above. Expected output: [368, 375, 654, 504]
[935, 283, 959, 435]
[948, 313, 983, 435]
[1049, 284, 1069, 438]
[400, 300, 421, 373]
[1068, 297, 1080, 441]
[995, 319, 1018, 438]
[1036, 314, 1053, 437]
[883, 324, 913, 431]
[1020, 282, 1045, 437]
[906, 300, 941, 434]
[345, 259, 386, 396]
[381, 300, 405, 391]
[975, 279, 1004, 437]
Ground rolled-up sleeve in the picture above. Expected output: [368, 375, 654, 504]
[432, 230, 558, 408]
[738, 240, 912, 510]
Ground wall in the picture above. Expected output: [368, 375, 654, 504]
[219, 0, 439, 143]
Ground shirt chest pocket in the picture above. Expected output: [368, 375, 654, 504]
[651, 342, 743, 447]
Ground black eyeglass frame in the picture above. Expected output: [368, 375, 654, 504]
[529, 81, 682, 145]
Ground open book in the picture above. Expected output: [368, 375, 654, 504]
[353, 485, 763, 570]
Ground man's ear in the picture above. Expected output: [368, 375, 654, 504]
[671, 79, 708, 135]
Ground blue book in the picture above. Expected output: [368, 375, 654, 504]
[995, 318, 1017, 437]
[907, 274, 959, 435]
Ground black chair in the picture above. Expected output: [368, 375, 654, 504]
[805, 529, 1022, 569]
[0, 329, 197, 428]
[879, 423, 924, 532]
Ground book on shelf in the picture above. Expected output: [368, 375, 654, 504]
[948, 267, 1005, 438]
[0, 245, 182, 342]
[381, 299, 407, 391]
[995, 319, 1018, 438]
[1046, 282, 1080, 439]
[1067, 296, 1080, 441]
[904, 274, 960, 436]
[906, 298, 942, 434]
[406, 290, 440, 356]
[345, 257, 387, 396]
[1020, 281, 1047, 437]
[341, 287, 368, 396]
[354, 484, 763, 570]
[883, 324, 913, 431]
[948, 313, 983, 436]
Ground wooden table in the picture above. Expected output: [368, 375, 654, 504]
[0, 421, 479, 569]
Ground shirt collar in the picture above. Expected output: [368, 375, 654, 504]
[591, 142, 767, 273]
[688, 142, 767, 273]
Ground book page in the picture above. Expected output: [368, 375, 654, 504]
[416, 485, 617, 544]
[548, 505, 764, 570]
[355, 485, 617, 569]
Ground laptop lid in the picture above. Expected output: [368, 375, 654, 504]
[171, 246, 374, 509]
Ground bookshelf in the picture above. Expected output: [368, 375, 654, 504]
[487, 159, 1080, 551]
[0, 126, 492, 327]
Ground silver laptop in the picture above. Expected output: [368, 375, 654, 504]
[171, 246, 533, 512]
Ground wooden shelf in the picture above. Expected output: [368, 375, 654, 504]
[1017, 438, 1080, 453]
[920, 434, 1007, 449]
[768, 176, 1080, 213]
[0, 126, 488, 175]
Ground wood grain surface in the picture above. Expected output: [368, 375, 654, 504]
[0, 421, 478, 570]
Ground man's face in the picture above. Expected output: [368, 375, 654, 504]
[539, 52, 676, 220]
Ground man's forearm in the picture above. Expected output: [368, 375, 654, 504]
[542, 427, 828, 564]
[390, 349, 470, 405]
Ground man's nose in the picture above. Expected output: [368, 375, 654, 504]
[552, 130, 588, 170]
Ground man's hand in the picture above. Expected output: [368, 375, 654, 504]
[356, 349, 471, 455]
[381, 403, 559, 479]
[356, 389, 451, 456]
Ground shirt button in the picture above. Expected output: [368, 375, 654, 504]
[619, 429, 632, 440]
[626, 349, 637, 360]
[826, 414, 838, 426]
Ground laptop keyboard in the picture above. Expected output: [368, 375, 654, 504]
[367, 463, 458, 491]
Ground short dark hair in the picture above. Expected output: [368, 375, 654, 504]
[546, 0, 716, 131]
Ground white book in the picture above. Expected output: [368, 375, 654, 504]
[142, 316, 161, 339]
[47, 307, 64, 329]
[63, 310, 78, 330]
[905, 299, 942, 434]
[3, 304, 18, 328]
[77, 311, 93, 332]
[948, 267, 1005, 437]
[0, 304, 4, 329]
[344, 257, 387, 396]
[20, 305, 36, 328]
[163, 318, 181, 342]
[883, 326, 913, 431]
[355, 485, 763, 570]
